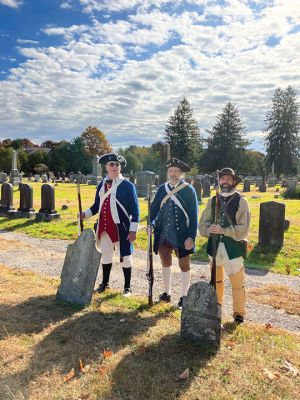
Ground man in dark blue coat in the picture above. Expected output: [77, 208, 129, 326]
[150, 158, 198, 308]
[80, 153, 139, 296]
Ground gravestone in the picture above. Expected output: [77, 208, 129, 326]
[0, 183, 15, 216]
[0, 172, 7, 184]
[288, 179, 297, 191]
[34, 174, 40, 182]
[268, 177, 276, 187]
[202, 180, 211, 197]
[281, 179, 288, 188]
[259, 184, 266, 192]
[69, 172, 74, 183]
[193, 179, 202, 204]
[243, 179, 251, 192]
[61, 172, 66, 182]
[56, 229, 101, 305]
[136, 171, 156, 197]
[8, 183, 35, 219]
[41, 174, 48, 183]
[36, 184, 61, 222]
[82, 175, 87, 184]
[259, 201, 285, 248]
[129, 171, 136, 184]
[181, 281, 221, 348]
[89, 155, 102, 185]
[57, 172, 61, 180]
[9, 150, 22, 186]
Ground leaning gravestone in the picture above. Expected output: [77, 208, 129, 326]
[202, 180, 211, 197]
[259, 201, 285, 248]
[56, 229, 101, 305]
[36, 184, 61, 222]
[181, 281, 221, 348]
[0, 183, 15, 216]
[9, 183, 35, 219]
[243, 179, 250, 192]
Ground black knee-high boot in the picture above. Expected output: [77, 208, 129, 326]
[122, 267, 131, 290]
[97, 263, 112, 292]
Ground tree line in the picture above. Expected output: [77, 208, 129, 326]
[0, 86, 299, 177]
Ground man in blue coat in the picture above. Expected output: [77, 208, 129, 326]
[80, 153, 139, 296]
[150, 158, 198, 308]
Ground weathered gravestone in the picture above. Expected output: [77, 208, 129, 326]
[243, 179, 251, 192]
[181, 281, 221, 348]
[34, 174, 40, 182]
[0, 172, 7, 184]
[8, 183, 35, 219]
[41, 174, 48, 183]
[136, 171, 156, 197]
[288, 179, 297, 191]
[56, 229, 101, 305]
[61, 172, 66, 182]
[202, 180, 211, 197]
[0, 183, 15, 216]
[89, 155, 102, 185]
[281, 179, 288, 188]
[193, 179, 202, 204]
[259, 201, 285, 248]
[69, 172, 74, 183]
[9, 150, 22, 186]
[36, 184, 61, 221]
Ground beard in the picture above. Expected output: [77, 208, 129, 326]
[220, 183, 234, 193]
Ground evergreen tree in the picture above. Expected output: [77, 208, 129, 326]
[200, 102, 250, 172]
[164, 98, 201, 165]
[265, 86, 300, 176]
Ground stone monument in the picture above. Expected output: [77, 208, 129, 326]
[36, 184, 61, 222]
[259, 201, 285, 248]
[9, 150, 22, 187]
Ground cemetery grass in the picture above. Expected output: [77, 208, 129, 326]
[0, 264, 300, 400]
[0, 183, 299, 275]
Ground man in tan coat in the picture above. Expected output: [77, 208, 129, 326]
[199, 168, 251, 323]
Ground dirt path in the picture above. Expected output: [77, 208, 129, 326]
[1, 230, 299, 332]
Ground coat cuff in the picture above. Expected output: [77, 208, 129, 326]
[83, 208, 93, 220]
[129, 222, 139, 232]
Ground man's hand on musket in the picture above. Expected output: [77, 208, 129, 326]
[78, 212, 85, 221]
[184, 237, 194, 250]
[127, 231, 136, 243]
[209, 224, 225, 235]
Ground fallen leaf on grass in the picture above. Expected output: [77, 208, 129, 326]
[98, 366, 108, 375]
[103, 349, 113, 359]
[79, 359, 85, 373]
[63, 368, 76, 382]
[263, 368, 281, 380]
[178, 368, 190, 380]
[225, 340, 236, 350]
[265, 323, 273, 330]
[280, 361, 299, 377]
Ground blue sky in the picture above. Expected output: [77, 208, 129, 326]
[0, 0, 299, 152]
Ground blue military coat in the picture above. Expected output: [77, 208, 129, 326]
[86, 175, 139, 257]
[150, 180, 198, 258]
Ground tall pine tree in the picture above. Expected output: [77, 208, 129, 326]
[265, 86, 300, 176]
[164, 98, 201, 165]
[200, 102, 250, 172]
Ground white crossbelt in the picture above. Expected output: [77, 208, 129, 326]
[163, 182, 190, 227]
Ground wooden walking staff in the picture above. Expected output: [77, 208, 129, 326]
[77, 182, 84, 235]
[210, 171, 220, 291]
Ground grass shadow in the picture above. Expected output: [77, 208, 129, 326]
[0, 295, 80, 339]
[245, 243, 282, 272]
[0, 218, 38, 230]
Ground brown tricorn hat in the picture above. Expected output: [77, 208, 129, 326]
[218, 168, 242, 185]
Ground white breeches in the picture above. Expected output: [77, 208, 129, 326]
[209, 242, 243, 276]
[100, 232, 132, 268]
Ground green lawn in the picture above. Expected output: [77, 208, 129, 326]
[1, 182, 299, 275]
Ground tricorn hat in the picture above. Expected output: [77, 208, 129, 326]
[218, 168, 242, 185]
[166, 157, 191, 172]
[99, 153, 127, 167]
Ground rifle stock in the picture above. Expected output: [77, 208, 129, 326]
[77, 182, 84, 234]
[210, 172, 220, 291]
[146, 184, 154, 306]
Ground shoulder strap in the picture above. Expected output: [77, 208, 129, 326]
[160, 182, 188, 209]
[217, 193, 240, 227]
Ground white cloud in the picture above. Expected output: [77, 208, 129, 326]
[0, 0, 300, 150]
[16, 39, 39, 45]
[0, 0, 21, 8]
[60, 1, 72, 9]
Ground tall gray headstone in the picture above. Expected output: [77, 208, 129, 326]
[56, 229, 101, 305]
[243, 179, 251, 192]
[0, 183, 15, 216]
[288, 179, 297, 191]
[9, 150, 22, 187]
[136, 171, 156, 197]
[181, 281, 221, 348]
[61, 172, 66, 182]
[89, 155, 102, 185]
[36, 184, 60, 221]
[259, 201, 285, 248]
[202, 180, 211, 197]
[193, 179, 202, 204]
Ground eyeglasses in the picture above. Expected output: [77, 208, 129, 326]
[107, 162, 120, 167]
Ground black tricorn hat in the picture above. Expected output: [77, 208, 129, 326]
[218, 168, 242, 185]
[166, 157, 191, 172]
[99, 153, 127, 167]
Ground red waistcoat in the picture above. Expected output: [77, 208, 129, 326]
[98, 182, 119, 243]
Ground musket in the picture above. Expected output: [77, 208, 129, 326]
[146, 184, 154, 306]
[210, 171, 220, 291]
[77, 182, 84, 235]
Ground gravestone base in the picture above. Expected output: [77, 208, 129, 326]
[8, 210, 36, 219]
[259, 184, 267, 193]
[181, 281, 221, 349]
[56, 228, 101, 305]
[35, 212, 61, 222]
[0, 209, 12, 217]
